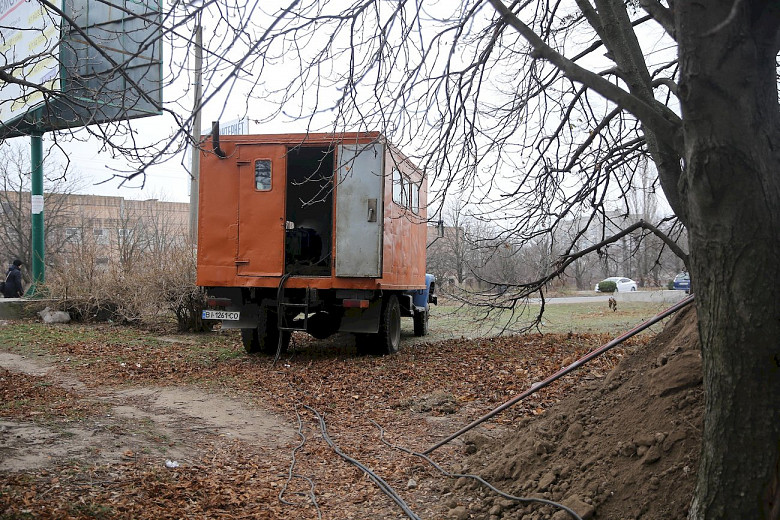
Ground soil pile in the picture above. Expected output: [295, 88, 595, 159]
[462, 304, 702, 520]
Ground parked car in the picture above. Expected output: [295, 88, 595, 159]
[595, 277, 638, 292]
[673, 271, 691, 293]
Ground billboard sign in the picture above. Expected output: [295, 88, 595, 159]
[0, 0, 163, 138]
[214, 117, 249, 136]
[0, 0, 60, 126]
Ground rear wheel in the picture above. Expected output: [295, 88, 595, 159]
[354, 296, 401, 355]
[242, 306, 290, 355]
[413, 307, 429, 337]
[378, 295, 401, 354]
[241, 328, 260, 354]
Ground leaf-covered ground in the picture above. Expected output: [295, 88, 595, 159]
[0, 317, 659, 519]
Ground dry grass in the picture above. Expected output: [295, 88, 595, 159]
[42, 246, 207, 331]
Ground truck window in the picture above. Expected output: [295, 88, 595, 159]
[254, 159, 272, 191]
[404, 177, 413, 209]
[392, 168, 404, 205]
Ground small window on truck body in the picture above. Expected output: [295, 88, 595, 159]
[392, 168, 405, 205]
[411, 182, 420, 213]
[404, 176, 413, 209]
[255, 160, 272, 191]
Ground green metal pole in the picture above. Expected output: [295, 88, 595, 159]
[28, 132, 45, 296]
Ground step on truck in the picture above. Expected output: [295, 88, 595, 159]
[196, 129, 436, 355]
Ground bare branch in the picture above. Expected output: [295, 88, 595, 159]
[487, 0, 681, 139]
[639, 0, 676, 39]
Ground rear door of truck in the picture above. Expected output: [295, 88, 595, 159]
[335, 142, 384, 277]
[236, 144, 287, 277]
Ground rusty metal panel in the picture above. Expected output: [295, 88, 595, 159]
[376, 145, 428, 288]
[335, 143, 385, 277]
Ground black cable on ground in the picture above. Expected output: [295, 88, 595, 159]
[279, 405, 322, 519]
[370, 420, 583, 520]
[424, 294, 695, 454]
[303, 405, 421, 520]
[272, 273, 292, 366]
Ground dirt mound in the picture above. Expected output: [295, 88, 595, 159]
[463, 304, 702, 520]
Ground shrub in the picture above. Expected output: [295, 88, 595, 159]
[46, 261, 155, 324]
[598, 280, 617, 293]
[159, 247, 211, 332]
[44, 244, 210, 332]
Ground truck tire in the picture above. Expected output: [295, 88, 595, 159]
[242, 307, 290, 355]
[241, 328, 260, 354]
[413, 307, 429, 337]
[378, 295, 401, 354]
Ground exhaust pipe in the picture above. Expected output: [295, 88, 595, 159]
[212, 121, 227, 158]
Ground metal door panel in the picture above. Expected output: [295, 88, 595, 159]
[237, 144, 287, 276]
[335, 143, 384, 277]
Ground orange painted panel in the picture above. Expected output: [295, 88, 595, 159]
[236, 144, 287, 277]
[196, 141, 240, 287]
[377, 145, 427, 288]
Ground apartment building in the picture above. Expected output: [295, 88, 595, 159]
[0, 191, 189, 266]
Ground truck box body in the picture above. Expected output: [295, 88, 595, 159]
[197, 131, 434, 355]
[197, 131, 427, 289]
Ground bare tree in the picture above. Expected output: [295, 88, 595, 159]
[2, 0, 778, 515]
[428, 199, 529, 291]
[135, 198, 187, 262]
[55, 212, 107, 296]
[113, 202, 148, 271]
[624, 159, 670, 286]
[107, 196, 185, 270]
[427, 198, 478, 286]
[227, 3, 776, 515]
[553, 218, 603, 290]
[0, 142, 85, 281]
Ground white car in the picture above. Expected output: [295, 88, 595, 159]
[595, 277, 638, 292]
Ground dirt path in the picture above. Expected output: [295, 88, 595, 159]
[0, 351, 294, 473]
[0, 319, 686, 519]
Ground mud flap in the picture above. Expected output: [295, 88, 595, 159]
[339, 298, 382, 333]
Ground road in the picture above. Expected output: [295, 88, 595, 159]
[535, 290, 689, 305]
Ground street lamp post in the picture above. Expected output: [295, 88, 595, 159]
[189, 16, 203, 246]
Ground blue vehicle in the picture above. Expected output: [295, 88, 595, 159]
[405, 273, 438, 336]
[673, 272, 691, 293]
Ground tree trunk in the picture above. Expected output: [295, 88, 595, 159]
[677, 2, 780, 517]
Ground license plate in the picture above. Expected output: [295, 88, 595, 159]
[202, 309, 240, 321]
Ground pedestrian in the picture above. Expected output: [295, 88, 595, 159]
[2, 259, 24, 298]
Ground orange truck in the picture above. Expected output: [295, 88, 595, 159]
[196, 129, 437, 355]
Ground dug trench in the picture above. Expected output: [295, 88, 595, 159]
[0, 306, 701, 519]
